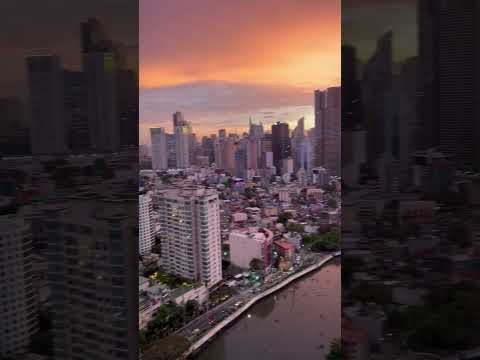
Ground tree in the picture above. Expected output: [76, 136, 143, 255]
[277, 212, 292, 225]
[326, 338, 345, 360]
[145, 302, 184, 340]
[249, 258, 264, 271]
[142, 335, 190, 360]
[310, 227, 339, 252]
[286, 223, 304, 233]
[139, 329, 148, 351]
[225, 178, 233, 188]
[327, 198, 338, 208]
[185, 299, 199, 319]
[302, 234, 321, 245]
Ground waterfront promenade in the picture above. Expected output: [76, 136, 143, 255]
[183, 251, 341, 358]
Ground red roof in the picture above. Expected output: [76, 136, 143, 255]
[274, 239, 293, 251]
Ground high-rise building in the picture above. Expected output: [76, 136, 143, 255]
[314, 90, 326, 167]
[117, 69, 139, 148]
[218, 129, 226, 141]
[235, 142, 248, 179]
[363, 31, 393, 164]
[150, 128, 167, 170]
[83, 51, 120, 152]
[173, 111, 187, 127]
[81, 18, 107, 54]
[166, 133, 177, 169]
[265, 151, 274, 169]
[214, 139, 223, 169]
[201, 136, 215, 165]
[222, 138, 237, 174]
[80, 18, 125, 153]
[418, 0, 480, 169]
[292, 117, 306, 171]
[157, 187, 222, 287]
[315, 88, 341, 175]
[292, 117, 305, 142]
[246, 138, 260, 170]
[261, 132, 273, 169]
[249, 119, 264, 139]
[26, 53, 67, 155]
[173, 112, 190, 168]
[271, 122, 291, 174]
[189, 132, 198, 165]
[44, 198, 138, 360]
[295, 137, 313, 174]
[139, 192, 155, 255]
[63, 70, 89, 153]
[282, 157, 294, 176]
[324, 87, 342, 175]
[0, 199, 38, 358]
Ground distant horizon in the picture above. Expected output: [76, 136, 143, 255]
[139, 0, 340, 144]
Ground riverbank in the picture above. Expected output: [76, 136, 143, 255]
[183, 251, 341, 358]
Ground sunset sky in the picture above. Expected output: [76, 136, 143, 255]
[140, 0, 340, 143]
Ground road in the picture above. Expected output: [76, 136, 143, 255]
[175, 251, 332, 342]
[175, 291, 251, 339]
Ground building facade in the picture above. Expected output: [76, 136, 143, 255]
[157, 187, 222, 287]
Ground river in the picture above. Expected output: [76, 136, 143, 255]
[194, 258, 341, 360]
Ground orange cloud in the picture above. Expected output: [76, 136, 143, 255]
[140, 0, 340, 89]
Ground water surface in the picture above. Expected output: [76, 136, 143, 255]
[195, 259, 341, 360]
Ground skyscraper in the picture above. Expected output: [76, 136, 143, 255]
[314, 90, 326, 167]
[84, 52, 120, 153]
[81, 18, 107, 54]
[0, 199, 38, 358]
[44, 197, 138, 360]
[173, 111, 187, 127]
[150, 128, 167, 170]
[314, 87, 341, 175]
[418, 0, 480, 169]
[139, 192, 155, 255]
[292, 117, 306, 171]
[246, 138, 260, 171]
[81, 18, 122, 153]
[117, 69, 139, 148]
[261, 132, 273, 169]
[249, 119, 264, 139]
[271, 122, 291, 175]
[218, 129, 226, 141]
[172, 112, 191, 168]
[26, 53, 67, 155]
[166, 133, 177, 169]
[201, 136, 215, 165]
[63, 70, 89, 153]
[222, 138, 237, 175]
[235, 141, 248, 179]
[157, 187, 222, 288]
[363, 31, 393, 164]
[324, 87, 342, 175]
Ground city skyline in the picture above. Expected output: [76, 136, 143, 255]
[139, 0, 340, 143]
